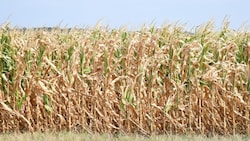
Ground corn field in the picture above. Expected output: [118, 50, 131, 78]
[0, 22, 249, 135]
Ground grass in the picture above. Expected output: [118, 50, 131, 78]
[0, 132, 249, 141]
[0, 21, 249, 136]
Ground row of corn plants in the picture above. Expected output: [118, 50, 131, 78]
[0, 22, 249, 135]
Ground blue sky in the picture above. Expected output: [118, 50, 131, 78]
[1, 0, 249, 30]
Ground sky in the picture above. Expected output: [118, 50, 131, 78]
[0, 0, 250, 30]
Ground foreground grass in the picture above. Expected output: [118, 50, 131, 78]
[0, 132, 249, 141]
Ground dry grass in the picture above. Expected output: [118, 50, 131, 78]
[0, 132, 249, 141]
[0, 21, 249, 135]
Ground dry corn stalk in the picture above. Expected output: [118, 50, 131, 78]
[0, 22, 249, 135]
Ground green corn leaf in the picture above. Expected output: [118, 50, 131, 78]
[43, 94, 53, 113]
[122, 32, 127, 42]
